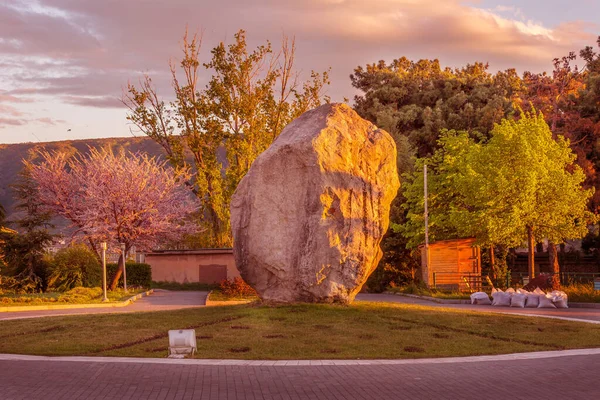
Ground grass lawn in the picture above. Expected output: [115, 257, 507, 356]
[0, 288, 144, 307]
[0, 301, 599, 359]
[208, 289, 259, 302]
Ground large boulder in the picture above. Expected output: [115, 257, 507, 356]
[230, 103, 400, 303]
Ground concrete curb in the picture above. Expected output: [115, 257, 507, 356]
[385, 292, 471, 304]
[1, 348, 599, 366]
[204, 290, 252, 307]
[0, 289, 154, 313]
[566, 302, 600, 309]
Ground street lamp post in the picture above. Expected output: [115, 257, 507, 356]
[101, 242, 108, 302]
[121, 243, 127, 292]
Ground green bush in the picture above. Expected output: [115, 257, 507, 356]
[57, 287, 103, 303]
[218, 277, 257, 297]
[107, 262, 151, 288]
[47, 245, 102, 291]
[0, 274, 39, 294]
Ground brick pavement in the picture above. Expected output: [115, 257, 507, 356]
[0, 351, 599, 399]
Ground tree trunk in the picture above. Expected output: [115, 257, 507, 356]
[88, 238, 102, 264]
[109, 253, 124, 291]
[549, 242, 561, 289]
[527, 225, 535, 279]
[489, 246, 496, 280]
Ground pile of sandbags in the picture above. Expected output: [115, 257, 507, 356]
[470, 288, 568, 308]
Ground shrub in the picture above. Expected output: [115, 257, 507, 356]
[57, 286, 103, 303]
[218, 277, 257, 297]
[47, 245, 102, 291]
[107, 262, 152, 288]
[0, 274, 39, 294]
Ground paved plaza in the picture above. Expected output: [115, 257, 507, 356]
[0, 350, 599, 399]
[2, 291, 600, 399]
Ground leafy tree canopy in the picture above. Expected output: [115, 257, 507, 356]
[124, 30, 330, 247]
[400, 112, 595, 258]
[351, 57, 524, 157]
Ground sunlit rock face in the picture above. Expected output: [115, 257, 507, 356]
[230, 103, 400, 303]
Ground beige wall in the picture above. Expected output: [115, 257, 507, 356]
[146, 252, 240, 284]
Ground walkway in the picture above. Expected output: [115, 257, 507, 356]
[356, 293, 600, 323]
[0, 290, 208, 321]
[0, 350, 599, 399]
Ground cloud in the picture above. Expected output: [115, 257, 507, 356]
[0, 117, 27, 126]
[0, 0, 598, 134]
[62, 95, 122, 108]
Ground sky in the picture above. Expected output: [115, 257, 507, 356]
[0, 0, 599, 144]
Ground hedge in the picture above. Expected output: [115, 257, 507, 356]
[106, 262, 152, 288]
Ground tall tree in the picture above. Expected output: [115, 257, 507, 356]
[0, 167, 54, 290]
[123, 30, 330, 247]
[401, 112, 594, 279]
[351, 58, 524, 157]
[28, 147, 196, 290]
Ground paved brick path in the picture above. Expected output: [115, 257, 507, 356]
[0, 290, 207, 321]
[1, 352, 599, 399]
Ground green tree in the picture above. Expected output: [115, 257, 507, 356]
[47, 244, 102, 291]
[124, 30, 330, 247]
[351, 58, 524, 157]
[401, 112, 594, 279]
[366, 135, 419, 291]
[0, 167, 53, 291]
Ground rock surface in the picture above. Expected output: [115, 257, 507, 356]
[230, 103, 400, 303]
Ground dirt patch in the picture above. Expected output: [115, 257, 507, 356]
[0, 325, 64, 340]
[389, 325, 412, 331]
[229, 347, 251, 353]
[230, 325, 250, 330]
[358, 334, 376, 340]
[263, 334, 286, 339]
[320, 348, 339, 354]
[404, 346, 425, 353]
[145, 347, 165, 353]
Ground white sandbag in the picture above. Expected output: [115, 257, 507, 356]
[510, 293, 527, 308]
[550, 290, 568, 309]
[534, 287, 545, 295]
[506, 288, 516, 294]
[470, 292, 492, 305]
[492, 291, 511, 307]
[517, 288, 529, 294]
[525, 294, 540, 308]
[538, 294, 557, 309]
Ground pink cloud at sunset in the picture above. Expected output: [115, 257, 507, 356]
[0, 0, 598, 143]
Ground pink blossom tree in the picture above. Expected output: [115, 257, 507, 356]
[28, 147, 196, 289]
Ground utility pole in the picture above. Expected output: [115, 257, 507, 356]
[424, 164, 431, 285]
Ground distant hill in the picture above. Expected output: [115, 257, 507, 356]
[0, 137, 166, 222]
